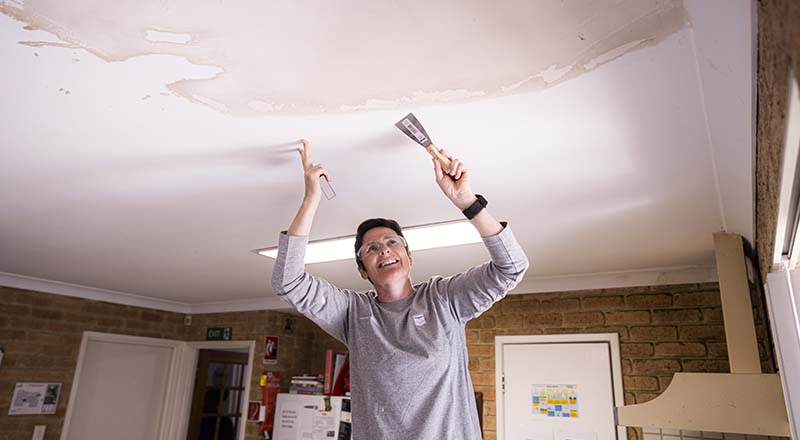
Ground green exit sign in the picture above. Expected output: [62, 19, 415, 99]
[206, 327, 232, 341]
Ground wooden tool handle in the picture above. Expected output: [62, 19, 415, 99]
[426, 144, 452, 173]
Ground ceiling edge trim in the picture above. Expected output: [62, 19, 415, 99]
[187, 296, 291, 314]
[1, 265, 718, 315]
[0, 271, 191, 313]
[0, 270, 292, 315]
[512, 264, 718, 294]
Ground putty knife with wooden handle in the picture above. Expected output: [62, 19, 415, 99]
[395, 113, 453, 173]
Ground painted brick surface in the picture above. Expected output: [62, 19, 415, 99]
[466, 283, 775, 440]
[756, 0, 800, 280]
[0, 287, 186, 439]
[5, 282, 774, 440]
[0, 287, 344, 440]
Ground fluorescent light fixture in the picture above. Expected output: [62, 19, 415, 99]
[256, 220, 482, 264]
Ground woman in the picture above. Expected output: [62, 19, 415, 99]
[271, 139, 528, 439]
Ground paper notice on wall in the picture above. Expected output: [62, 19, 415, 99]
[8, 383, 61, 415]
[277, 405, 300, 431]
[297, 405, 337, 440]
[311, 410, 337, 439]
[531, 384, 579, 418]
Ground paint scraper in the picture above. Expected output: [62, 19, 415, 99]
[394, 113, 452, 173]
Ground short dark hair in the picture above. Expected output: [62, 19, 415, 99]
[354, 218, 406, 270]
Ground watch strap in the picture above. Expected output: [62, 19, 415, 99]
[462, 194, 487, 220]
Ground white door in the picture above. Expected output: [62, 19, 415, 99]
[61, 333, 182, 440]
[496, 334, 626, 440]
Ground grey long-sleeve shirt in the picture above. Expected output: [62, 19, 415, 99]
[271, 223, 529, 440]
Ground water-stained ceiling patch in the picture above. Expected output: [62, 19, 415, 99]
[1, 0, 687, 115]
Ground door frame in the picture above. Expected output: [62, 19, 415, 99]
[494, 333, 626, 440]
[60, 331, 188, 440]
[765, 270, 800, 439]
[173, 340, 256, 440]
[60, 332, 255, 440]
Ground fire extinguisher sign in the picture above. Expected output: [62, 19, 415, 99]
[247, 401, 262, 421]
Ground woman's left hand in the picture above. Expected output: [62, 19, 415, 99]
[432, 149, 477, 210]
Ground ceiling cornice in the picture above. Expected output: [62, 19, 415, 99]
[2, 266, 718, 315]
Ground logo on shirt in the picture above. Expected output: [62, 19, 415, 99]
[412, 313, 426, 326]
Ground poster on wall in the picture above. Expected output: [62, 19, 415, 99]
[531, 384, 579, 418]
[263, 335, 279, 365]
[9, 382, 61, 415]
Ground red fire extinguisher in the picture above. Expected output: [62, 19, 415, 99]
[260, 371, 282, 434]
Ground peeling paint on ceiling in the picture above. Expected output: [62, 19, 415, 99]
[1, 0, 688, 115]
[0, 1, 756, 310]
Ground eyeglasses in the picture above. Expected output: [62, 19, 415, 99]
[357, 235, 408, 259]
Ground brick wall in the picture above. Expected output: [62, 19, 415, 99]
[1, 282, 774, 440]
[0, 286, 344, 440]
[755, 0, 800, 278]
[465, 283, 774, 440]
[0, 286, 186, 439]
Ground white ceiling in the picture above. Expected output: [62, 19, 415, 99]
[0, 1, 755, 313]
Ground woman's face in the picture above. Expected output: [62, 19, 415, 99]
[357, 226, 411, 286]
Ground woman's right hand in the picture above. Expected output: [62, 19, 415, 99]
[299, 139, 331, 203]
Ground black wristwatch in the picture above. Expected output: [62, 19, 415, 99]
[462, 194, 487, 220]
